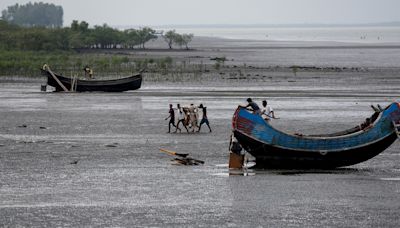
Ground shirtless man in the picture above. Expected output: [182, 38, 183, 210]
[197, 104, 212, 133]
[165, 104, 176, 133]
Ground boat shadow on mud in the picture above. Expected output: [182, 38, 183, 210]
[226, 164, 373, 176]
[265, 168, 361, 176]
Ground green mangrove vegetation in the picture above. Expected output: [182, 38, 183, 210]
[0, 20, 194, 77]
[0, 2, 196, 78]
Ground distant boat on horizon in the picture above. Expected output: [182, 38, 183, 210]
[41, 69, 142, 92]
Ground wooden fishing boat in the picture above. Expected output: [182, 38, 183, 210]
[41, 69, 142, 92]
[232, 102, 400, 169]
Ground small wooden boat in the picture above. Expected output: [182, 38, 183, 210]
[232, 102, 400, 169]
[41, 69, 142, 92]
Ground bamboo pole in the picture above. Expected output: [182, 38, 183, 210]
[71, 75, 77, 92]
[45, 66, 69, 92]
[74, 75, 78, 91]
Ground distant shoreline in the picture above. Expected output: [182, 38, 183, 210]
[146, 25, 400, 45]
[148, 35, 400, 49]
[2, 33, 400, 79]
[117, 22, 400, 29]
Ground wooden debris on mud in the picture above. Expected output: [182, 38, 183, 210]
[160, 148, 204, 166]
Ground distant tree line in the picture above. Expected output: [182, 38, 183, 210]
[1, 2, 63, 28]
[0, 19, 194, 51]
[0, 2, 194, 51]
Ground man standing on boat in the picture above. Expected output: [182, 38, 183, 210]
[241, 98, 261, 115]
[165, 104, 177, 133]
[83, 66, 94, 79]
[197, 104, 212, 133]
[261, 100, 276, 121]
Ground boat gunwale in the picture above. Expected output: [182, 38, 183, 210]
[233, 106, 395, 153]
[234, 106, 385, 140]
[42, 69, 141, 83]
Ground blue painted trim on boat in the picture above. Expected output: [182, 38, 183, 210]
[234, 102, 400, 153]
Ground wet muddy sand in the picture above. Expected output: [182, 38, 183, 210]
[1, 77, 400, 227]
[1, 39, 400, 227]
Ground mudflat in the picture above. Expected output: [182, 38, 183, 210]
[1, 38, 400, 227]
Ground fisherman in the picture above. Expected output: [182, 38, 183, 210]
[42, 64, 49, 70]
[175, 104, 189, 133]
[261, 100, 276, 121]
[197, 104, 212, 132]
[229, 134, 243, 155]
[241, 98, 261, 115]
[228, 133, 244, 169]
[83, 65, 93, 79]
[183, 108, 190, 127]
[165, 104, 176, 133]
[360, 118, 372, 130]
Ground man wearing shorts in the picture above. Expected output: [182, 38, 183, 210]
[165, 104, 176, 133]
[197, 104, 212, 133]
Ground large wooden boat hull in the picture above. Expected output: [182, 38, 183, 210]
[41, 69, 142, 92]
[232, 103, 400, 169]
[234, 130, 397, 169]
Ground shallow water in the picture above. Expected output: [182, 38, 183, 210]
[165, 26, 400, 43]
[0, 83, 400, 227]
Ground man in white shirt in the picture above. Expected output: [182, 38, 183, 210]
[175, 104, 189, 133]
[261, 100, 276, 121]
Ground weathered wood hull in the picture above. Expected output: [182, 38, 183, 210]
[232, 103, 400, 169]
[234, 130, 397, 169]
[41, 69, 142, 92]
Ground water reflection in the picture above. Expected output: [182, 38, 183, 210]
[212, 163, 365, 177]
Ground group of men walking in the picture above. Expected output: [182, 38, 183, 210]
[165, 103, 212, 133]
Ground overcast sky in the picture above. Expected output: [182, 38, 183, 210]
[1, 0, 400, 27]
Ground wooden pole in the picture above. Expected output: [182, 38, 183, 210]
[46, 66, 69, 92]
[71, 75, 77, 92]
[74, 75, 78, 91]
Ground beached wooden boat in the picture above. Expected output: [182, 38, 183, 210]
[41, 69, 142, 92]
[232, 102, 400, 169]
